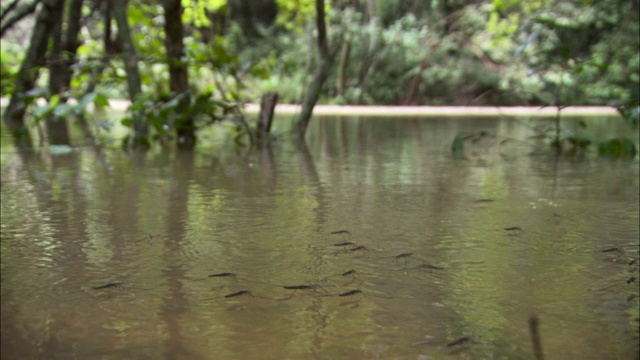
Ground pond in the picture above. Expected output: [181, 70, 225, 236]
[1, 115, 639, 359]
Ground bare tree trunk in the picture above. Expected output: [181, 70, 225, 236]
[112, 0, 147, 149]
[336, 39, 350, 97]
[163, 0, 193, 148]
[46, 0, 84, 145]
[403, 55, 429, 105]
[257, 92, 278, 141]
[60, 0, 83, 87]
[3, 0, 60, 148]
[295, 0, 333, 139]
[46, 0, 70, 145]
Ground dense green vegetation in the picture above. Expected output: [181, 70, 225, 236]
[1, 0, 638, 151]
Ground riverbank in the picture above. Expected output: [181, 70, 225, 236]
[242, 104, 619, 117]
[0, 97, 620, 117]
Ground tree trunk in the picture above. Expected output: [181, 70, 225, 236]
[163, 0, 193, 148]
[60, 0, 83, 87]
[257, 92, 278, 141]
[295, 0, 333, 139]
[46, 0, 84, 145]
[112, 0, 147, 149]
[403, 55, 430, 105]
[3, 0, 61, 148]
[46, 0, 70, 145]
[336, 39, 350, 97]
[295, 58, 332, 138]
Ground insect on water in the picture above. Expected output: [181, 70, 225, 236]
[283, 285, 316, 290]
[350, 245, 369, 253]
[208, 272, 235, 278]
[395, 252, 414, 266]
[447, 337, 471, 347]
[416, 263, 444, 271]
[92, 282, 123, 290]
[334, 241, 355, 247]
[339, 289, 362, 297]
[224, 290, 253, 298]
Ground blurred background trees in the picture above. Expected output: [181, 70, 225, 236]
[1, 0, 638, 147]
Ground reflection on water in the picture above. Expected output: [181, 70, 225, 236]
[1, 116, 639, 359]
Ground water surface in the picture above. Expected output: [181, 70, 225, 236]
[1, 116, 638, 359]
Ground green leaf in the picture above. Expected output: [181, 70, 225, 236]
[53, 103, 73, 117]
[94, 93, 110, 107]
[451, 135, 465, 153]
[121, 117, 133, 128]
[49, 94, 61, 108]
[566, 135, 591, 150]
[48, 144, 74, 155]
[598, 138, 636, 158]
[24, 87, 49, 99]
[75, 92, 97, 114]
[32, 104, 51, 119]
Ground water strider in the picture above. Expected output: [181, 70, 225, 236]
[447, 337, 472, 347]
[395, 252, 413, 259]
[339, 289, 362, 297]
[334, 241, 354, 247]
[416, 264, 444, 270]
[92, 282, 123, 290]
[224, 290, 253, 298]
[395, 252, 414, 266]
[350, 245, 369, 252]
[208, 272, 235, 278]
[283, 285, 316, 290]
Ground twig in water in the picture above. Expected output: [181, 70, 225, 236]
[331, 230, 351, 235]
[504, 227, 522, 231]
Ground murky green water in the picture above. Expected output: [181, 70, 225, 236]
[1, 115, 639, 359]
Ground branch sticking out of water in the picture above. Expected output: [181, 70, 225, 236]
[529, 315, 545, 360]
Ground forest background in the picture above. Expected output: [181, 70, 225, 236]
[1, 0, 638, 150]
